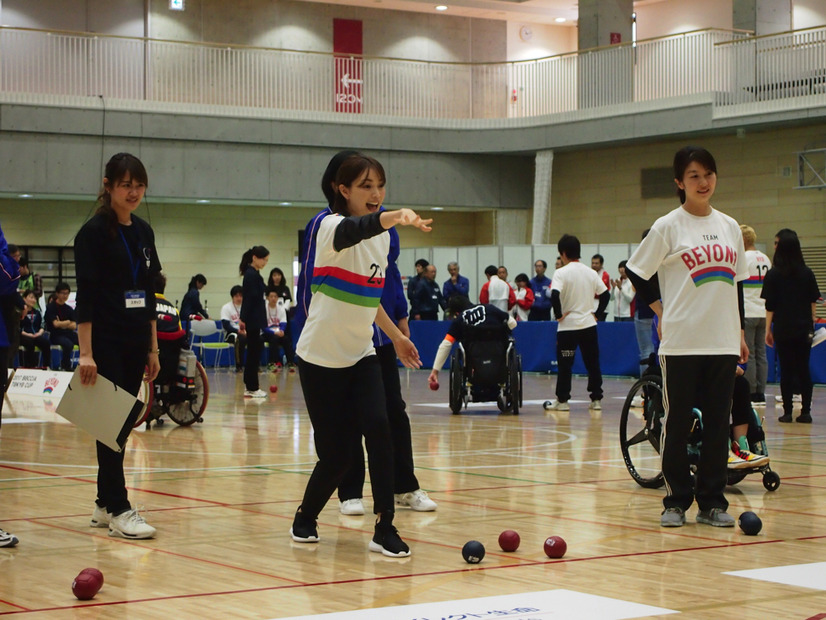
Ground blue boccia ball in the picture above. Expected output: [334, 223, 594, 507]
[738, 511, 762, 535]
[462, 540, 485, 564]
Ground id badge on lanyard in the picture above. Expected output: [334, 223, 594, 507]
[125, 290, 146, 308]
[119, 227, 149, 309]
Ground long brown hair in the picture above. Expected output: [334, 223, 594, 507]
[95, 153, 148, 235]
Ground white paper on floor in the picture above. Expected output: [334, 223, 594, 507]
[275, 588, 678, 619]
[725, 561, 826, 590]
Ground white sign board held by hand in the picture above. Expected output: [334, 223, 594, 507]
[56, 369, 141, 452]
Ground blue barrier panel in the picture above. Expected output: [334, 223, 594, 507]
[410, 320, 640, 377]
[298, 317, 824, 382]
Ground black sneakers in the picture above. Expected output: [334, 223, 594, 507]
[290, 510, 319, 543]
[369, 518, 411, 557]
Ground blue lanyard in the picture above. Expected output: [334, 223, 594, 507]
[118, 227, 141, 288]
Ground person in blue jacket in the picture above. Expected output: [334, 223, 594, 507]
[296, 150, 437, 516]
[0, 221, 20, 547]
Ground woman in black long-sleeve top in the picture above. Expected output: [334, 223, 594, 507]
[239, 246, 269, 398]
[74, 153, 161, 540]
[762, 228, 820, 423]
[180, 274, 208, 319]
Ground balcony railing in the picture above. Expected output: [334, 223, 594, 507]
[0, 25, 823, 121]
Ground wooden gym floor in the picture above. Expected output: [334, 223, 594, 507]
[1, 368, 826, 619]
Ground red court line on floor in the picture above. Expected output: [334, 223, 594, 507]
[29, 519, 307, 585]
[1, 534, 818, 616]
[0, 463, 229, 506]
[0, 600, 29, 612]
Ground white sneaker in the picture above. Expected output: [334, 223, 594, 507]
[775, 394, 801, 403]
[339, 498, 365, 515]
[244, 389, 267, 398]
[395, 489, 437, 512]
[589, 399, 602, 411]
[108, 509, 156, 539]
[544, 399, 569, 411]
[90, 505, 111, 528]
[630, 395, 644, 408]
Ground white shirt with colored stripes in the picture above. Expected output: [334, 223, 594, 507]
[296, 214, 389, 368]
[743, 249, 771, 318]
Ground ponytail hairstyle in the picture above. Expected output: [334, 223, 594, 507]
[96, 153, 148, 236]
[321, 149, 362, 205]
[673, 146, 717, 204]
[332, 155, 386, 216]
[188, 274, 207, 290]
[239, 246, 270, 275]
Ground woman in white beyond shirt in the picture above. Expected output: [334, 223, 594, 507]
[626, 146, 749, 530]
[290, 154, 431, 558]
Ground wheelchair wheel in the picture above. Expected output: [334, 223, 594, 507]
[167, 362, 209, 426]
[448, 347, 464, 415]
[763, 470, 781, 491]
[620, 376, 665, 489]
[518, 355, 523, 408]
[134, 380, 153, 428]
[507, 348, 520, 415]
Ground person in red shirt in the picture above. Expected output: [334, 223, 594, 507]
[513, 273, 534, 321]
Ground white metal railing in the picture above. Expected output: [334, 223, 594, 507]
[716, 25, 826, 106]
[0, 26, 823, 120]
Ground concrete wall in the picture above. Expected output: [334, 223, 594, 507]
[0, 198, 493, 309]
[4, 1, 823, 64]
[635, 0, 733, 40]
[2, 0, 145, 36]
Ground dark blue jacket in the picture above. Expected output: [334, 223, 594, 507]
[529, 275, 551, 310]
[443, 275, 470, 301]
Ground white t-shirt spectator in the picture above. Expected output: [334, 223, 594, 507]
[626, 206, 748, 356]
[266, 298, 288, 328]
[220, 301, 241, 330]
[486, 275, 512, 312]
[743, 249, 771, 318]
[551, 260, 607, 332]
[612, 278, 635, 318]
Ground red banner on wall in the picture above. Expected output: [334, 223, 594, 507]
[333, 19, 363, 113]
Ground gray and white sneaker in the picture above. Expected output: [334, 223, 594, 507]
[339, 498, 365, 515]
[109, 509, 156, 539]
[589, 399, 602, 411]
[696, 508, 735, 527]
[244, 389, 267, 399]
[90, 505, 111, 528]
[395, 489, 437, 512]
[660, 507, 686, 527]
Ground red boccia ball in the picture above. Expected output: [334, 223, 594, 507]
[543, 535, 567, 559]
[498, 530, 520, 552]
[79, 568, 104, 586]
[72, 572, 102, 600]
[429, 380, 440, 391]
[269, 385, 278, 393]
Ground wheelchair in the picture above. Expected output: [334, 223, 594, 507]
[134, 345, 209, 429]
[448, 328, 522, 415]
[619, 374, 780, 492]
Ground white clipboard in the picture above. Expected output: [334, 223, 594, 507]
[55, 369, 142, 452]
